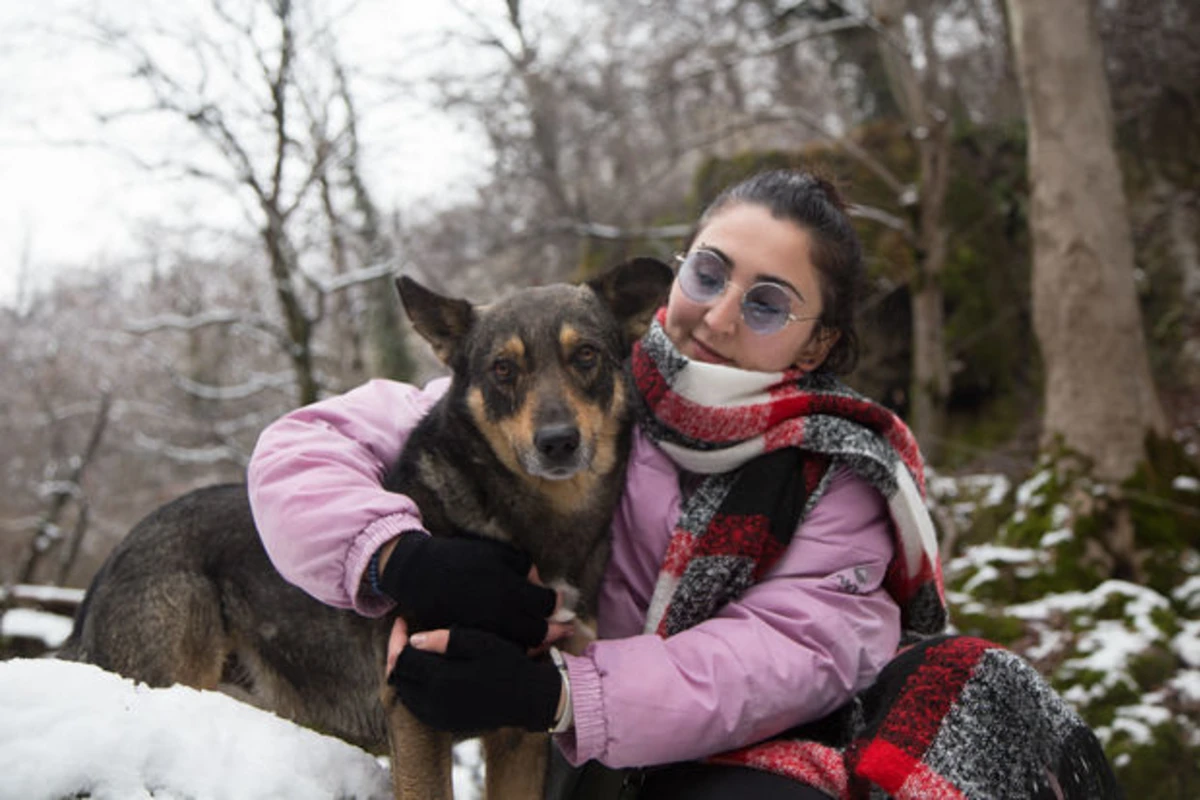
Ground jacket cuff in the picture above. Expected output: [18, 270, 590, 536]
[552, 652, 608, 765]
[346, 515, 428, 617]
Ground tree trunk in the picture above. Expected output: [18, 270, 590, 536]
[14, 392, 111, 586]
[262, 213, 319, 406]
[335, 64, 414, 382]
[909, 117, 952, 463]
[872, 0, 953, 463]
[1007, 0, 1166, 482]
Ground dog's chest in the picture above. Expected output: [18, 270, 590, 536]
[392, 448, 604, 578]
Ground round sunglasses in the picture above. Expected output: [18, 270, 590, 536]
[675, 249, 820, 335]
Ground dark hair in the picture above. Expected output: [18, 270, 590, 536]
[690, 169, 865, 375]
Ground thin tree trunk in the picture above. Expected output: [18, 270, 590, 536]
[263, 213, 319, 406]
[335, 65, 413, 381]
[55, 500, 91, 586]
[1007, 0, 1166, 483]
[910, 117, 952, 461]
[262, 0, 319, 406]
[318, 149, 368, 382]
[872, 0, 953, 462]
[14, 392, 112, 586]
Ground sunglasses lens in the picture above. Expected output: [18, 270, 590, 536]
[678, 250, 727, 302]
[742, 284, 794, 334]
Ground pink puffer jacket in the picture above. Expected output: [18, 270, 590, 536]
[247, 378, 901, 768]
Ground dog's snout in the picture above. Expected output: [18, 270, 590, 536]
[534, 424, 581, 463]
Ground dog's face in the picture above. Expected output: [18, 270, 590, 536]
[397, 259, 672, 497]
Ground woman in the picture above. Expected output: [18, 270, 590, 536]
[247, 169, 946, 798]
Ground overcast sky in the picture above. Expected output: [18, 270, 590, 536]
[0, 0, 496, 305]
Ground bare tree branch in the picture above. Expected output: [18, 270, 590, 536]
[848, 203, 918, 243]
[125, 308, 284, 336]
[166, 370, 296, 402]
[562, 221, 694, 241]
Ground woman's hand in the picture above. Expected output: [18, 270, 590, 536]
[376, 534, 557, 647]
[386, 616, 574, 675]
[386, 619, 565, 733]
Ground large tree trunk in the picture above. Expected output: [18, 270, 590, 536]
[1007, 0, 1166, 484]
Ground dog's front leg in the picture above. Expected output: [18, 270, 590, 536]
[483, 728, 550, 799]
[382, 683, 455, 800]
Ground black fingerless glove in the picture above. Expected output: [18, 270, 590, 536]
[377, 534, 556, 648]
[390, 628, 562, 733]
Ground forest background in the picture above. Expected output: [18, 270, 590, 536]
[1, 0, 1198, 796]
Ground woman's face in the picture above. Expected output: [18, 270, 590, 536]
[664, 202, 839, 374]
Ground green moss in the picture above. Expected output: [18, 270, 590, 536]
[964, 572, 1022, 604]
[954, 499, 1013, 550]
[1063, 668, 1108, 692]
[1122, 434, 1200, 595]
[1072, 678, 1140, 730]
[1093, 591, 1131, 621]
[1127, 646, 1178, 692]
[1107, 720, 1200, 800]
[948, 609, 1025, 646]
[1150, 605, 1182, 638]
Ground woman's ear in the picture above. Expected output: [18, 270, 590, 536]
[795, 327, 841, 370]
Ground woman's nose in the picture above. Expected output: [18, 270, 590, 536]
[703, 287, 742, 335]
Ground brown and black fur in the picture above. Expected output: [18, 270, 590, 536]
[59, 258, 673, 799]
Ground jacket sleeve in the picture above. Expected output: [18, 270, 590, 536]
[555, 468, 902, 768]
[246, 377, 450, 616]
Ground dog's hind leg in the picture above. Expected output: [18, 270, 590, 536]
[85, 573, 231, 690]
[383, 685, 455, 800]
[483, 729, 550, 799]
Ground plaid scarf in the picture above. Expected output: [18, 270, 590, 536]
[629, 314, 1120, 799]
[712, 635, 1121, 799]
[631, 312, 947, 641]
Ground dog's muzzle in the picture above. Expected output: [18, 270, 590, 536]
[526, 424, 588, 479]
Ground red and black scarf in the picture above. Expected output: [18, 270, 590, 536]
[631, 311, 946, 641]
[628, 313, 1119, 799]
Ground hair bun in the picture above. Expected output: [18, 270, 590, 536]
[810, 173, 848, 213]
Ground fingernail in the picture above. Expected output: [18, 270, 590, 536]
[411, 633, 427, 648]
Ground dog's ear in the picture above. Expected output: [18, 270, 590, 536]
[395, 276, 475, 364]
[586, 257, 674, 349]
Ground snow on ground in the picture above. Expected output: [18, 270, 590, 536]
[1172, 475, 1199, 493]
[0, 608, 73, 648]
[0, 658, 486, 800]
[4, 585, 86, 605]
[0, 658, 391, 800]
[0, 601, 489, 799]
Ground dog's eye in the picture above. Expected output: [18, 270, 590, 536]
[573, 345, 599, 370]
[492, 358, 518, 384]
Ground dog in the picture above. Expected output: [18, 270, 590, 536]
[59, 257, 673, 799]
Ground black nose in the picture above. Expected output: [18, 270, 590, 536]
[534, 424, 581, 462]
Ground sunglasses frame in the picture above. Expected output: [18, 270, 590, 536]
[674, 249, 821, 335]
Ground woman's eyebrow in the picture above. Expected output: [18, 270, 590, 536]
[755, 275, 807, 304]
[699, 244, 734, 268]
[700, 243, 807, 303]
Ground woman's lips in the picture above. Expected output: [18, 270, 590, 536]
[688, 337, 732, 365]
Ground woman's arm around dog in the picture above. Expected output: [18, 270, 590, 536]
[248, 377, 449, 615]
